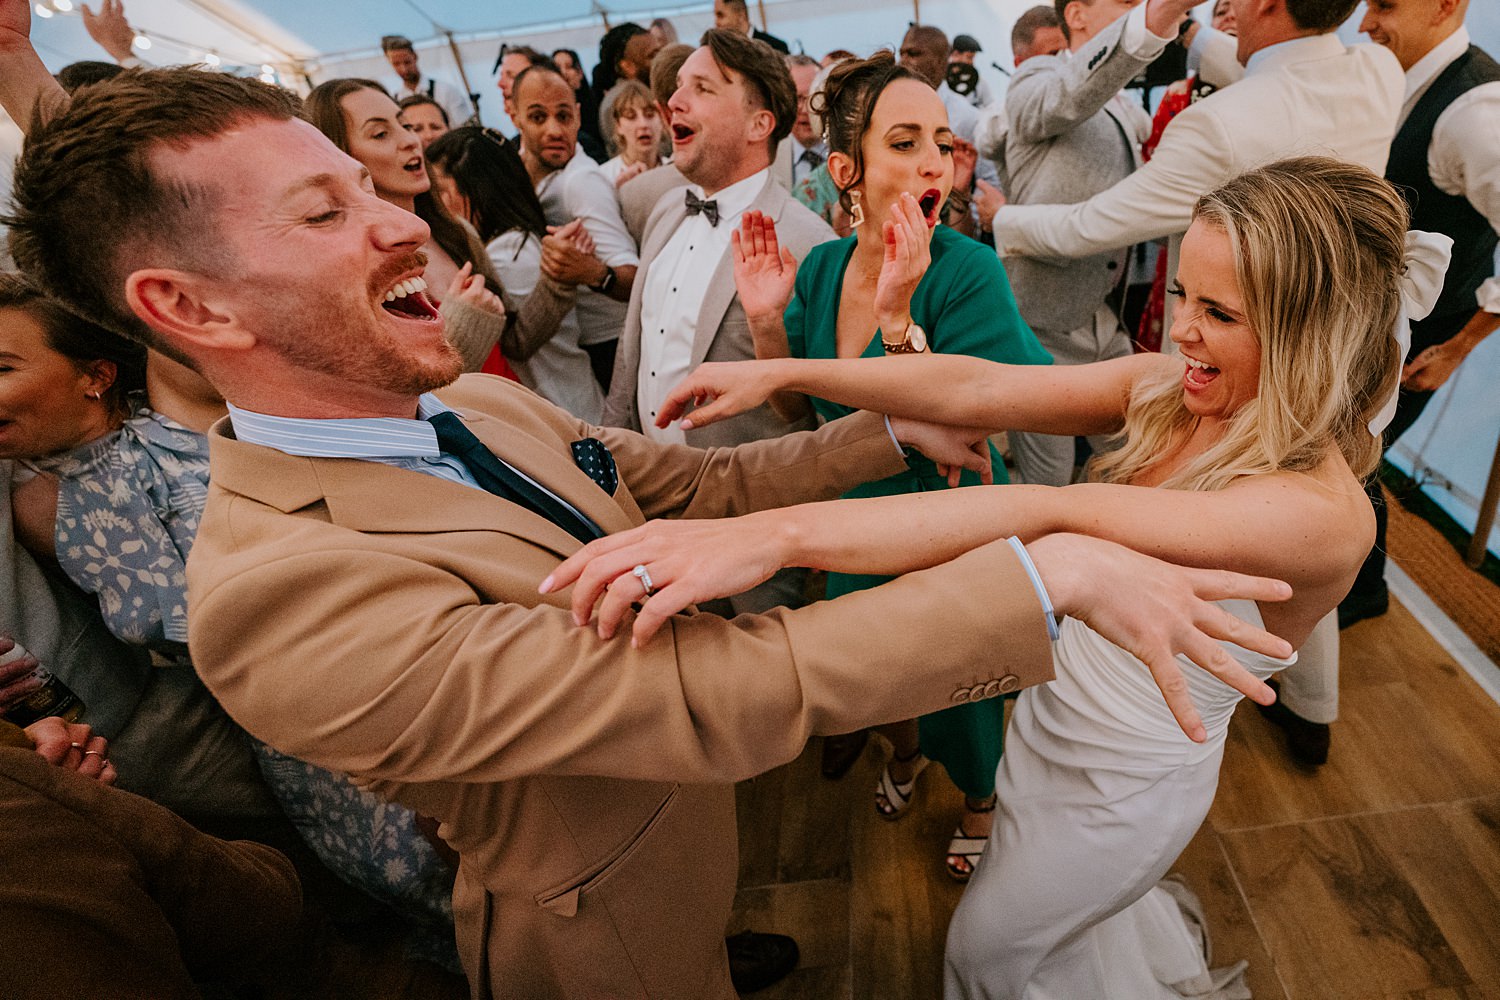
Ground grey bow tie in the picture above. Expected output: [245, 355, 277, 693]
[684, 189, 720, 226]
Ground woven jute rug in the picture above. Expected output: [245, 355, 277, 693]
[1386, 485, 1500, 664]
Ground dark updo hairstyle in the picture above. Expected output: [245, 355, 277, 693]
[811, 51, 925, 215]
[0, 272, 146, 421]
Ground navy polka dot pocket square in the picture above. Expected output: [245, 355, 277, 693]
[571, 437, 618, 495]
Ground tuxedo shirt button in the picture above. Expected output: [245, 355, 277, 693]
[997, 674, 1020, 695]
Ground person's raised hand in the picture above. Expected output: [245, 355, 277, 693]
[0, 636, 41, 715]
[973, 179, 1006, 231]
[731, 211, 798, 324]
[81, 0, 137, 64]
[887, 416, 995, 486]
[1027, 532, 1290, 743]
[1144, 0, 1210, 40]
[873, 192, 933, 335]
[657, 359, 788, 430]
[445, 261, 506, 318]
[540, 514, 788, 646]
[25, 716, 117, 784]
[614, 161, 647, 189]
[952, 136, 978, 195]
[1401, 341, 1462, 392]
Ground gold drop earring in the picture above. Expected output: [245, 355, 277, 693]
[849, 190, 865, 228]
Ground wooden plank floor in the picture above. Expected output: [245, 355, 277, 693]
[731, 593, 1500, 999]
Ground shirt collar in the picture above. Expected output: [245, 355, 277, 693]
[792, 136, 827, 161]
[1402, 26, 1471, 108]
[693, 166, 771, 220]
[227, 393, 454, 459]
[1244, 31, 1346, 76]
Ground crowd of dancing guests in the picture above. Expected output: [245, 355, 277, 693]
[2, 0, 1495, 996]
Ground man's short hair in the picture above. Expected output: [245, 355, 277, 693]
[786, 53, 820, 71]
[1013, 6, 1062, 52]
[55, 60, 124, 93]
[381, 35, 415, 54]
[650, 43, 695, 107]
[1286, 0, 1360, 31]
[511, 59, 566, 102]
[700, 27, 796, 152]
[6, 67, 302, 362]
[904, 24, 950, 54]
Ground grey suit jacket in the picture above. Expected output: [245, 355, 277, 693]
[1003, 16, 1153, 334]
[617, 163, 689, 248]
[603, 173, 835, 447]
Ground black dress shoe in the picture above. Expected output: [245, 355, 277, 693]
[1338, 582, 1389, 630]
[1257, 680, 1330, 767]
[726, 930, 799, 994]
[819, 730, 870, 779]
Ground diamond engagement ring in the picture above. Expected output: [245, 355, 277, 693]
[632, 564, 655, 598]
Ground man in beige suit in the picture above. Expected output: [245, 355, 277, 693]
[4, 13, 1287, 995]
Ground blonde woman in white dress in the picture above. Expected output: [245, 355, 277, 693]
[543, 157, 1450, 998]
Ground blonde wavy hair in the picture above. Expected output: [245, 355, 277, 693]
[1091, 157, 1409, 493]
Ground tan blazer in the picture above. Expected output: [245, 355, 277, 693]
[602, 174, 835, 448]
[186, 375, 1055, 999]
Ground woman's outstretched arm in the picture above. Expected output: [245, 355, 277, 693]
[545, 460, 1370, 650]
[663, 351, 1168, 439]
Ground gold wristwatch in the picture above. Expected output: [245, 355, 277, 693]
[882, 320, 928, 354]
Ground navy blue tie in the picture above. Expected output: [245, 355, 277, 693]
[428, 411, 604, 545]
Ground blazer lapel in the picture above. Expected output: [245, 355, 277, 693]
[456, 406, 638, 538]
[688, 177, 782, 370]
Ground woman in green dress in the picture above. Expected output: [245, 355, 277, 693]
[729, 52, 1050, 880]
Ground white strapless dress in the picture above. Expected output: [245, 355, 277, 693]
[943, 600, 1293, 1000]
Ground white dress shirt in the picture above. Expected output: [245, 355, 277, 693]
[485, 230, 603, 424]
[390, 75, 473, 128]
[1400, 27, 1500, 313]
[635, 168, 769, 443]
[534, 148, 642, 346]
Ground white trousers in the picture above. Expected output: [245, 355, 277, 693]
[1276, 611, 1339, 724]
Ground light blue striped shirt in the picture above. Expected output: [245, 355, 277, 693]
[226, 395, 592, 528]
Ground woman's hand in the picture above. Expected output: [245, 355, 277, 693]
[540, 515, 791, 646]
[731, 211, 798, 325]
[446, 262, 506, 319]
[873, 192, 933, 335]
[25, 715, 117, 784]
[614, 161, 647, 189]
[657, 359, 788, 429]
[951, 136, 977, 196]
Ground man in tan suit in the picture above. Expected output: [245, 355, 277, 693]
[4, 22, 1286, 998]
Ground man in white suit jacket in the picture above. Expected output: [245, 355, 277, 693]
[988, 0, 1404, 332]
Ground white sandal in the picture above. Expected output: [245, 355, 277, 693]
[873, 749, 929, 820]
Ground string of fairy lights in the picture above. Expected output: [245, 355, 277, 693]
[31, 0, 304, 84]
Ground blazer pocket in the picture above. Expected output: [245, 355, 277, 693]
[533, 784, 681, 918]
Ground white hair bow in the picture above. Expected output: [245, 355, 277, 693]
[1368, 229, 1454, 438]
